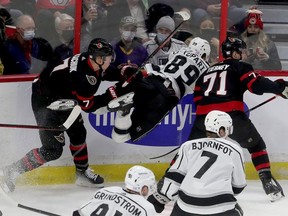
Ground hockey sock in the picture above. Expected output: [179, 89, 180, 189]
[251, 149, 271, 173]
[15, 148, 47, 173]
[70, 142, 89, 170]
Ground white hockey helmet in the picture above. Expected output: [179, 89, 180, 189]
[205, 110, 233, 138]
[189, 37, 211, 61]
[125, 165, 156, 196]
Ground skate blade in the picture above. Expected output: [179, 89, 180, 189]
[269, 191, 284, 202]
[108, 92, 134, 111]
[75, 180, 104, 189]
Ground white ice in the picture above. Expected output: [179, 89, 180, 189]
[1, 180, 287, 216]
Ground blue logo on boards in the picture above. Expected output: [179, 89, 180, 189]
[89, 94, 195, 147]
[88, 94, 250, 147]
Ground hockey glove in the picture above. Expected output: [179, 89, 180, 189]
[147, 191, 170, 213]
[276, 79, 288, 99]
[47, 99, 78, 111]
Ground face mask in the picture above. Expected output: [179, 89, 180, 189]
[157, 32, 169, 43]
[22, 30, 35, 41]
[121, 31, 136, 41]
[61, 30, 74, 42]
[200, 29, 216, 40]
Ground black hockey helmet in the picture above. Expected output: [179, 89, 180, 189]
[88, 38, 115, 61]
[221, 37, 246, 58]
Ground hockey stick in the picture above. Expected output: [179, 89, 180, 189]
[122, 10, 191, 87]
[0, 185, 61, 216]
[149, 95, 280, 160]
[0, 105, 81, 131]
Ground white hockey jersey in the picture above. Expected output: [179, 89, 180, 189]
[143, 38, 186, 66]
[145, 46, 210, 99]
[160, 137, 247, 215]
[74, 186, 157, 216]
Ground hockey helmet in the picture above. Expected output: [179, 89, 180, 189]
[221, 37, 246, 58]
[205, 110, 233, 138]
[88, 38, 115, 61]
[125, 165, 156, 196]
[189, 37, 211, 61]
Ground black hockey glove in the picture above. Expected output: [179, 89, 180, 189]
[120, 65, 148, 82]
[276, 79, 288, 99]
[147, 191, 170, 213]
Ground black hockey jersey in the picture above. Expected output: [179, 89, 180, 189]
[35, 52, 117, 112]
[194, 59, 285, 115]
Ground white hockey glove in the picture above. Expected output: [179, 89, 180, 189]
[47, 99, 78, 111]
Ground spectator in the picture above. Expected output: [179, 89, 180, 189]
[145, 3, 174, 37]
[0, 14, 53, 75]
[106, 15, 148, 82]
[50, 13, 74, 66]
[0, 38, 118, 192]
[191, 0, 246, 30]
[189, 37, 285, 202]
[34, 0, 75, 43]
[241, 9, 282, 70]
[108, 37, 210, 143]
[196, 15, 219, 65]
[73, 165, 157, 216]
[148, 110, 246, 215]
[0, 1, 22, 23]
[104, 0, 149, 42]
[143, 16, 186, 66]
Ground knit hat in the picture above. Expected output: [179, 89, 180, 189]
[156, 16, 175, 32]
[244, 9, 263, 30]
[120, 16, 137, 28]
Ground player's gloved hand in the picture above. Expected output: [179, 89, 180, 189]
[120, 65, 148, 82]
[276, 79, 288, 99]
[147, 191, 170, 213]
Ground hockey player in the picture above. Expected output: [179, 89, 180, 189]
[148, 110, 247, 216]
[189, 37, 287, 201]
[72, 165, 157, 216]
[109, 37, 211, 143]
[0, 38, 118, 192]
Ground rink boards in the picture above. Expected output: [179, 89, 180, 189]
[0, 76, 288, 186]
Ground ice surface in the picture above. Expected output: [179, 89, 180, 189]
[0, 180, 287, 216]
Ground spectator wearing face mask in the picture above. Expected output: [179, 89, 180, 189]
[197, 15, 219, 65]
[105, 16, 148, 82]
[0, 14, 53, 74]
[143, 16, 186, 66]
[241, 9, 282, 70]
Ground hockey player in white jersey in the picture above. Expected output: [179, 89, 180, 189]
[147, 110, 247, 216]
[109, 37, 211, 143]
[73, 165, 157, 216]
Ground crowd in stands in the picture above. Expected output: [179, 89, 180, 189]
[0, 0, 284, 75]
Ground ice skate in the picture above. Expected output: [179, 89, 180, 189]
[108, 92, 134, 114]
[0, 164, 21, 193]
[75, 168, 104, 188]
[259, 172, 284, 202]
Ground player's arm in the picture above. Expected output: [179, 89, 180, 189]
[231, 144, 247, 195]
[240, 63, 288, 97]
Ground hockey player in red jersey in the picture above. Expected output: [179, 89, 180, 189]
[0, 38, 119, 192]
[73, 165, 157, 216]
[148, 110, 247, 215]
[189, 37, 286, 201]
[108, 37, 211, 143]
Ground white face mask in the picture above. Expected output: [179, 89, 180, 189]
[157, 32, 169, 43]
[22, 30, 35, 41]
[121, 31, 136, 41]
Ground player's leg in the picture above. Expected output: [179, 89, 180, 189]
[66, 115, 104, 187]
[229, 111, 284, 201]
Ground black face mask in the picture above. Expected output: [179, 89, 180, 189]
[200, 29, 217, 40]
[62, 30, 74, 43]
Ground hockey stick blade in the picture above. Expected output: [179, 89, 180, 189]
[0, 105, 81, 131]
[175, 10, 191, 21]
